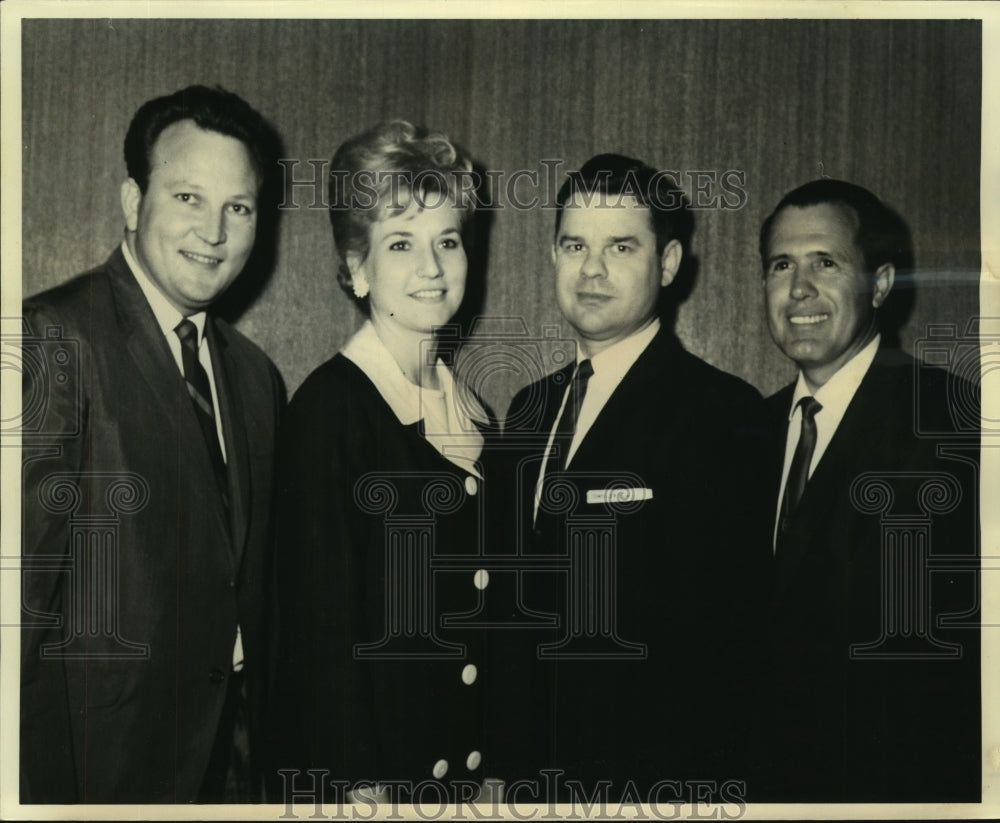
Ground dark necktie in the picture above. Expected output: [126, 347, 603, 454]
[535, 359, 594, 525]
[780, 395, 822, 528]
[554, 359, 594, 470]
[175, 318, 229, 511]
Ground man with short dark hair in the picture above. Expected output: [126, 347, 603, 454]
[757, 179, 980, 802]
[498, 154, 771, 801]
[21, 85, 283, 803]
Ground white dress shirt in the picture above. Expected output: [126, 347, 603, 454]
[533, 318, 660, 521]
[773, 333, 881, 549]
[122, 240, 242, 670]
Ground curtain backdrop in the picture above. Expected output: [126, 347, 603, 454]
[21, 18, 981, 411]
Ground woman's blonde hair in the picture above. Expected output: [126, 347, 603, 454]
[328, 120, 476, 308]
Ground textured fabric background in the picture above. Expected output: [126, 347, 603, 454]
[20, 18, 981, 412]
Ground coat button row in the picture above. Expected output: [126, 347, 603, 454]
[431, 752, 482, 779]
[473, 569, 489, 590]
[209, 668, 226, 684]
[461, 663, 477, 685]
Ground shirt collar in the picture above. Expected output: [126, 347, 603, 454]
[789, 333, 881, 420]
[121, 239, 207, 344]
[341, 320, 487, 427]
[583, 317, 660, 380]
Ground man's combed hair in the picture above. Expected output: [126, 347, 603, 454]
[123, 84, 274, 191]
[554, 153, 693, 256]
[328, 120, 476, 309]
[758, 179, 913, 274]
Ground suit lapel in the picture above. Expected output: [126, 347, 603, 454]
[516, 364, 573, 533]
[106, 250, 188, 419]
[569, 330, 682, 470]
[773, 357, 898, 589]
[106, 250, 234, 564]
[207, 317, 250, 567]
[768, 383, 796, 469]
[545, 365, 573, 431]
[793, 360, 895, 519]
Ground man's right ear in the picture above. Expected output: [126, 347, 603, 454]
[120, 178, 141, 232]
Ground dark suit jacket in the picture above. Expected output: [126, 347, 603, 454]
[495, 328, 772, 800]
[758, 349, 980, 802]
[268, 353, 494, 800]
[20, 248, 283, 803]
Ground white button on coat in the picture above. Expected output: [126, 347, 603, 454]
[432, 759, 448, 779]
[466, 751, 482, 771]
[465, 476, 478, 495]
[461, 663, 478, 685]
[473, 569, 490, 590]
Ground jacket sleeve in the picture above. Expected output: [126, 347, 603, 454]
[266, 369, 379, 789]
[19, 300, 89, 802]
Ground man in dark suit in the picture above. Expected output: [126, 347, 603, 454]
[757, 179, 980, 801]
[496, 155, 771, 803]
[20, 85, 283, 803]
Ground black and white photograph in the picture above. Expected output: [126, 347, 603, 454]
[1, 1, 997, 819]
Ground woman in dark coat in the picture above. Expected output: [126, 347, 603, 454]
[270, 122, 494, 804]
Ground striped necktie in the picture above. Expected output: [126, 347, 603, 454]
[175, 318, 229, 511]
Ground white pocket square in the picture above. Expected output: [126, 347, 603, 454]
[586, 487, 653, 504]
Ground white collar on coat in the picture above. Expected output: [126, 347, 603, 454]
[342, 320, 487, 478]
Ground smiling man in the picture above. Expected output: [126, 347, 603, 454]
[21, 86, 283, 803]
[757, 179, 980, 801]
[498, 154, 772, 802]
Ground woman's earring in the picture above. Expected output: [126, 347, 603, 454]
[352, 275, 370, 299]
